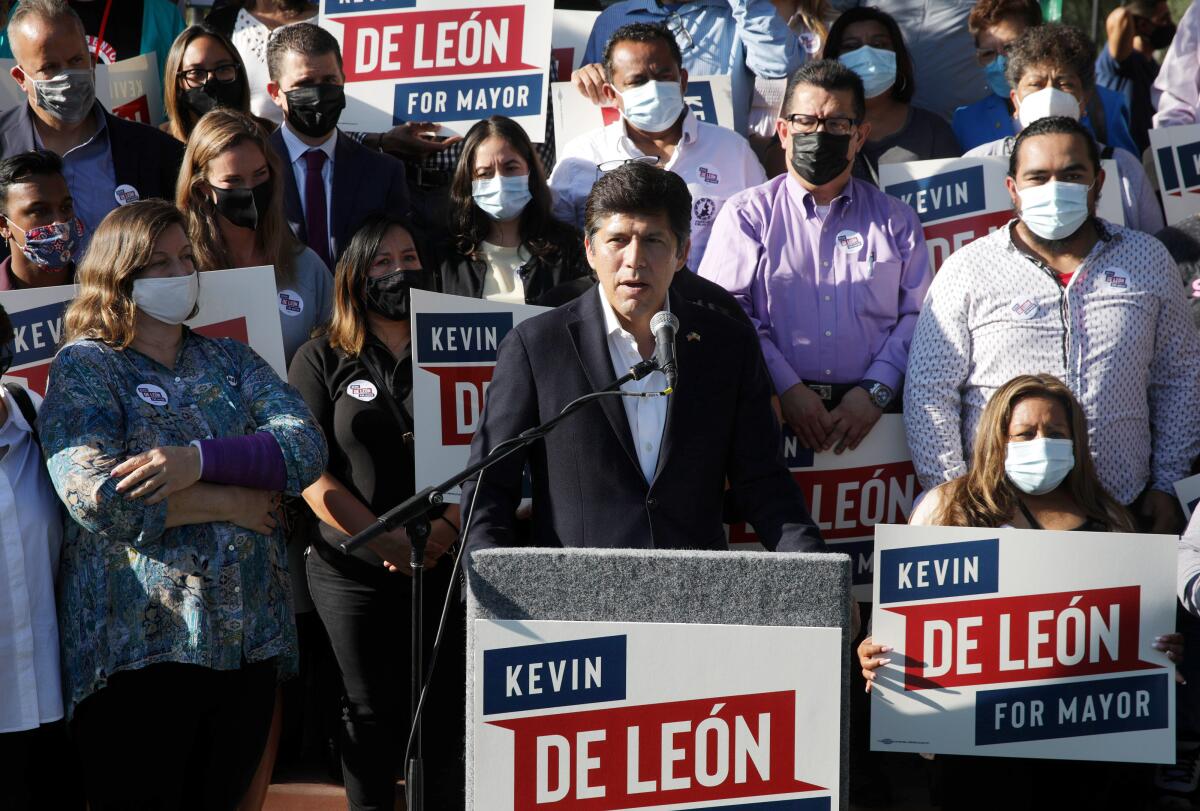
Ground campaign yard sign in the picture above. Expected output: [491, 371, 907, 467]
[319, 0, 553, 139]
[0, 266, 288, 395]
[474, 619, 842, 810]
[0, 53, 164, 126]
[551, 75, 735, 157]
[729, 415, 920, 602]
[1151, 123, 1200, 225]
[870, 524, 1176, 763]
[411, 290, 547, 501]
[551, 9, 599, 81]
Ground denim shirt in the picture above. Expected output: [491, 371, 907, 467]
[40, 331, 327, 716]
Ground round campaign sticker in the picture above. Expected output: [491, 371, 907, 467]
[114, 184, 140, 206]
[692, 197, 718, 225]
[135, 383, 169, 406]
[278, 289, 304, 317]
[1009, 296, 1040, 320]
[346, 379, 377, 402]
[1101, 267, 1129, 290]
[835, 229, 864, 253]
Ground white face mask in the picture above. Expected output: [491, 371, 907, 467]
[1016, 86, 1082, 129]
[1017, 180, 1092, 241]
[616, 80, 686, 132]
[132, 272, 199, 325]
[1005, 437, 1076, 495]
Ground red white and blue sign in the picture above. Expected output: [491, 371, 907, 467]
[473, 620, 842, 809]
[1151, 123, 1200, 225]
[869, 524, 1176, 762]
[319, 0, 553, 138]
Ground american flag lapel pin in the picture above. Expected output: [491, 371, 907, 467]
[686, 331, 701, 342]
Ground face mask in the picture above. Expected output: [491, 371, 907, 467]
[1147, 22, 1176, 49]
[183, 78, 246, 117]
[133, 271, 199, 325]
[6, 216, 83, 270]
[616, 80, 686, 133]
[471, 174, 532, 221]
[1016, 86, 1081, 128]
[1005, 437, 1075, 495]
[211, 178, 274, 231]
[29, 69, 95, 124]
[1017, 180, 1092, 241]
[789, 131, 853, 186]
[283, 84, 345, 139]
[364, 269, 428, 322]
[985, 55, 1010, 98]
[838, 45, 897, 98]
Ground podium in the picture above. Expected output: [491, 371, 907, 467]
[465, 547, 853, 810]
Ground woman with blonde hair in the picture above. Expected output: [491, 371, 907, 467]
[38, 199, 326, 809]
[178, 107, 331, 364]
[859, 373, 1179, 809]
[162, 23, 271, 143]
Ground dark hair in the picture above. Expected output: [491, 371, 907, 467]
[823, 7, 915, 104]
[1008, 115, 1100, 176]
[1005, 22, 1096, 91]
[781, 59, 866, 121]
[1123, 0, 1163, 18]
[449, 116, 572, 260]
[0, 303, 11, 349]
[968, 0, 1042, 37]
[0, 149, 64, 215]
[267, 23, 342, 83]
[584, 162, 691, 257]
[163, 24, 254, 142]
[602, 22, 684, 83]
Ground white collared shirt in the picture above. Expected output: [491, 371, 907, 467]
[280, 123, 337, 259]
[597, 286, 669, 483]
[0, 386, 64, 732]
[548, 109, 766, 272]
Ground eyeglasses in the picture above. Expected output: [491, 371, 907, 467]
[664, 11, 694, 51]
[177, 63, 240, 88]
[596, 155, 661, 174]
[781, 113, 857, 136]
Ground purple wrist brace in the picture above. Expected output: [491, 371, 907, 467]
[197, 432, 287, 490]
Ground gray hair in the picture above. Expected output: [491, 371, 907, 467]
[9, 0, 87, 53]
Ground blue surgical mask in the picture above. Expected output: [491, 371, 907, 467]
[471, 174, 532, 221]
[1005, 437, 1075, 495]
[617, 80, 686, 132]
[1017, 180, 1092, 241]
[985, 55, 1010, 98]
[838, 45, 896, 98]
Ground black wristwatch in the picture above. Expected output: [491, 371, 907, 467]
[857, 379, 893, 409]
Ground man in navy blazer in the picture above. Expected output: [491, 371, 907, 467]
[0, 1, 182, 252]
[463, 162, 823, 553]
[264, 23, 409, 269]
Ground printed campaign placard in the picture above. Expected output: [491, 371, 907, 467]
[882, 156, 1123, 272]
[1151, 123, 1200, 225]
[474, 619, 842, 810]
[551, 75, 735, 157]
[0, 54, 165, 126]
[0, 266, 288, 395]
[729, 414, 920, 602]
[1175, 472, 1200, 521]
[551, 9, 599, 81]
[870, 524, 1176, 763]
[411, 289, 548, 501]
[319, 0, 553, 139]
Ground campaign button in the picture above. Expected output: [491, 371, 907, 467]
[114, 184, 140, 206]
[1010, 297, 1040, 320]
[278, 289, 304, 316]
[135, 383, 168, 406]
[347, 379, 377, 402]
[836, 229, 864, 253]
[1101, 267, 1129, 290]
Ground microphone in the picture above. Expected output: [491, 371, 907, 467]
[650, 311, 679, 392]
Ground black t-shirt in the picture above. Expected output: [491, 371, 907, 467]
[71, 0, 145, 63]
[288, 332, 416, 550]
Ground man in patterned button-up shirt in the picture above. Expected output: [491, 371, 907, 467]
[904, 115, 1200, 533]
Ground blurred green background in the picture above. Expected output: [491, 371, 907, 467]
[1052, 0, 1193, 44]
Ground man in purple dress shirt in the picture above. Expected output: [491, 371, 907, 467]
[698, 60, 932, 454]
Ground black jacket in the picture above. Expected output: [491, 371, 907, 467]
[436, 229, 588, 305]
[462, 286, 824, 554]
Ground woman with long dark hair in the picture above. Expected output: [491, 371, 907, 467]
[162, 24, 271, 143]
[439, 115, 587, 304]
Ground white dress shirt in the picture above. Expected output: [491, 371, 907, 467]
[280, 123, 337, 260]
[549, 109, 766, 273]
[597, 286, 669, 484]
[0, 386, 64, 733]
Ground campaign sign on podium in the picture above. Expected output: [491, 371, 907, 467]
[870, 524, 1176, 763]
[1151, 123, 1200, 225]
[474, 619, 841, 810]
[411, 290, 548, 501]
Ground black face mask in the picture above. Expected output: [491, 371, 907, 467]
[212, 178, 274, 230]
[284, 84, 346, 139]
[364, 269, 429, 322]
[789, 131, 853, 186]
[183, 78, 246, 117]
[1148, 22, 1176, 49]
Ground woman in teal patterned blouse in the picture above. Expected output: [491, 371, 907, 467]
[39, 200, 327, 810]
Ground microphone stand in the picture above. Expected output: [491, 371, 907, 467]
[340, 357, 662, 811]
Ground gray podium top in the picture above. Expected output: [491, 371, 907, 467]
[465, 547, 853, 810]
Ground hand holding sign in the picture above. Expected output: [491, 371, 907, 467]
[571, 62, 608, 105]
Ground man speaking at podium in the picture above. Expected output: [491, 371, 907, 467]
[462, 162, 824, 554]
